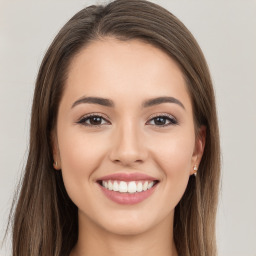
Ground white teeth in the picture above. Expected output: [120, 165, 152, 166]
[113, 181, 119, 191]
[137, 182, 143, 192]
[101, 180, 156, 193]
[119, 181, 127, 192]
[103, 181, 108, 188]
[127, 181, 137, 193]
[143, 181, 148, 191]
[108, 180, 113, 191]
[148, 182, 154, 189]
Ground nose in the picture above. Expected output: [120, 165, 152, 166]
[109, 120, 148, 166]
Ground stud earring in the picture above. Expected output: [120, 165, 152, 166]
[193, 165, 198, 176]
[53, 161, 58, 169]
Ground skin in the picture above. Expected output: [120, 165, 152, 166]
[52, 38, 205, 256]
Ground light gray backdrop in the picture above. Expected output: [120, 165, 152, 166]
[0, 0, 256, 255]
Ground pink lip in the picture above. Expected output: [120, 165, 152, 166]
[96, 172, 159, 205]
[98, 182, 158, 205]
[97, 172, 158, 182]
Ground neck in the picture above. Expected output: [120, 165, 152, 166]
[70, 212, 178, 256]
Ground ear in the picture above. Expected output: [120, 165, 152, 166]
[51, 130, 61, 170]
[190, 126, 206, 175]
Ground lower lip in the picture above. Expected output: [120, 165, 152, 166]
[98, 183, 158, 205]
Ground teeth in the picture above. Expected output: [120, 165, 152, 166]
[103, 181, 108, 188]
[108, 180, 113, 191]
[119, 181, 128, 192]
[137, 182, 143, 192]
[148, 182, 154, 189]
[101, 180, 156, 193]
[113, 181, 119, 191]
[127, 181, 137, 193]
[143, 181, 148, 191]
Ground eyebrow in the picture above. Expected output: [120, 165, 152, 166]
[71, 96, 185, 110]
[142, 96, 185, 109]
[72, 96, 114, 108]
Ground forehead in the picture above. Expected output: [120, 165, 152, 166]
[63, 38, 192, 111]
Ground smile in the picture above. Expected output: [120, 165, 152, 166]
[96, 172, 159, 205]
[100, 180, 157, 193]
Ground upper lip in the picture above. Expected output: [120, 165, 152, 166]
[97, 172, 158, 182]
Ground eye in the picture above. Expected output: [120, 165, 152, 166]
[76, 113, 177, 128]
[146, 114, 178, 127]
[77, 114, 110, 127]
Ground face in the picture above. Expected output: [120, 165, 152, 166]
[53, 38, 205, 236]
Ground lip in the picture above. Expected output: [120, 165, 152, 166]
[97, 172, 158, 182]
[97, 182, 158, 205]
[96, 172, 159, 205]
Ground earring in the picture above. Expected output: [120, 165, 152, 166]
[193, 165, 198, 176]
[53, 161, 58, 169]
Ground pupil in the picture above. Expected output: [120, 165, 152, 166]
[155, 117, 166, 125]
[91, 117, 101, 125]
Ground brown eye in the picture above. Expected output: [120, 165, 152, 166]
[147, 115, 178, 127]
[77, 114, 109, 127]
[88, 116, 104, 125]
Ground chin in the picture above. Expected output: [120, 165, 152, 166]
[98, 210, 159, 236]
[104, 221, 151, 236]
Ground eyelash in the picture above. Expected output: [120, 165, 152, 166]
[76, 113, 178, 128]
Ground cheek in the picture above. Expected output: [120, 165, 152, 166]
[153, 131, 194, 174]
[151, 132, 195, 205]
[57, 129, 108, 201]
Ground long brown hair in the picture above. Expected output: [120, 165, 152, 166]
[8, 1, 220, 255]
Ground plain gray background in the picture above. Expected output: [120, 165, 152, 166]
[0, 0, 256, 255]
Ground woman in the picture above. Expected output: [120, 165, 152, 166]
[9, 0, 220, 255]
